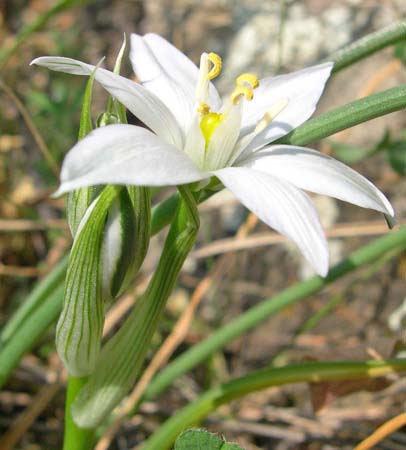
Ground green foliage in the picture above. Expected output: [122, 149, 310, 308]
[394, 40, 406, 63]
[387, 140, 406, 175]
[174, 429, 244, 450]
[329, 130, 391, 164]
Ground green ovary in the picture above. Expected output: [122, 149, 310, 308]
[200, 112, 223, 145]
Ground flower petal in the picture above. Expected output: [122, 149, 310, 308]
[243, 146, 395, 218]
[183, 115, 206, 168]
[130, 33, 222, 132]
[204, 102, 243, 171]
[240, 62, 333, 153]
[55, 124, 208, 195]
[31, 56, 183, 148]
[214, 166, 329, 276]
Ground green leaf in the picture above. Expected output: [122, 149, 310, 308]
[106, 34, 127, 123]
[144, 359, 406, 450]
[174, 429, 244, 450]
[330, 20, 406, 72]
[56, 186, 117, 376]
[67, 60, 104, 237]
[276, 85, 406, 147]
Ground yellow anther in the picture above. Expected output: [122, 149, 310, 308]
[207, 52, 222, 80]
[200, 112, 223, 143]
[197, 102, 211, 115]
[236, 73, 259, 89]
[231, 86, 254, 105]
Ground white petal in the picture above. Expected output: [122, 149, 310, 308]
[31, 56, 183, 148]
[214, 167, 329, 276]
[184, 115, 206, 168]
[55, 124, 207, 195]
[204, 102, 242, 171]
[130, 34, 222, 132]
[240, 62, 333, 153]
[244, 146, 395, 218]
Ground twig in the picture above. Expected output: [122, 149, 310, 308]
[354, 413, 406, 450]
[0, 79, 60, 178]
[95, 214, 258, 450]
[0, 264, 41, 278]
[191, 221, 403, 260]
[0, 219, 68, 232]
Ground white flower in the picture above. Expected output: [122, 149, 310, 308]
[31, 33, 394, 276]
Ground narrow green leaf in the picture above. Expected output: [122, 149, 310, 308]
[277, 85, 406, 147]
[143, 359, 406, 450]
[0, 283, 64, 389]
[67, 60, 104, 237]
[0, 255, 67, 346]
[330, 20, 406, 72]
[175, 429, 244, 450]
[57, 186, 117, 376]
[106, 34, 127, 123]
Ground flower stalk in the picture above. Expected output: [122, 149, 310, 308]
[63, 376, 95, 450]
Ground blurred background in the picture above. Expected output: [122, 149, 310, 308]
[0, 1, 405, 449]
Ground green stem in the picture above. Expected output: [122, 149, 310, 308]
[143, 227, 405, 402]
[142, 359, 406, 450]
[63, 376, 95, 450]
[277, 85, 406, 146]
[330, 20, 406, 73]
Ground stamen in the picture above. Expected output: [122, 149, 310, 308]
[235, 73, 259, 89]
[197, 102, 211, 115]
[229, 73, 259, 105]
[196, 52, 222, 115]
[207, 53, 222, 80]
[255, 98, 289, 133]
[231, 86, 254, 105]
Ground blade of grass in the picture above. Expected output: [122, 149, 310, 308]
[142, 359, 406, 450]
[330, 20, 406, 73]
[277, 85, 406, 146]
[0, 283, 65, 388]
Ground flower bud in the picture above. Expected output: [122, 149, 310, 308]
[102, 186, 151, 300]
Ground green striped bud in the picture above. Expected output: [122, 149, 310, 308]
[57, 187, 117, 376]
[102, 186, 151, 300]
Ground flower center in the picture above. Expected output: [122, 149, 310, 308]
[196, 52, 259, 146]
